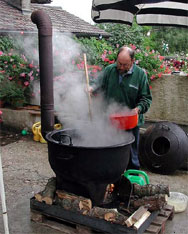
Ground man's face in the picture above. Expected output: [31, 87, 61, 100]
[117, 52, 134, 74]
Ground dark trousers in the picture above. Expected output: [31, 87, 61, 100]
[128, 126, 140, 169]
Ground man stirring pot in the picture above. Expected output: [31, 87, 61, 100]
[88, 46, 152, 170]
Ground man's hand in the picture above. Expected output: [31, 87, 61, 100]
[86, 86, 94, 96]
[132, 107, 140, 114]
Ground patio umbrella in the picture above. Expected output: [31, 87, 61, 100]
[91, 0, 188, 27]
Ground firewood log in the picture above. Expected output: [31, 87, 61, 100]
[88, 207, 129, 225]
[133, 211, 151, 230]
[34, 177, 56, 205]
[133, 184, 169, 197]
[130, 194, 167, 211]
[125, 206, 148, 227]
[55, 190, 92, 215]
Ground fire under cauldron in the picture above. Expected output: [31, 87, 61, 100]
[31, 10, 134, 206]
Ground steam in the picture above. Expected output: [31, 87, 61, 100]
[51, 33, 133, 147]
[19, 31, 133, 147]
[12, 33, 39, 63]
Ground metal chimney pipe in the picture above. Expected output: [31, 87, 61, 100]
[31, 10, 54, 137]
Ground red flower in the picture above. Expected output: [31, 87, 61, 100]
[130, 44, 136, 50]
[159, 56, 164, 61]
[158, 72, 163, 78]
[150, 75, 155, 80]
[24, 81, 29, 86]
[20, 73, 26, 77]
[104, 58, 110, 62]
[28, 63, 33, 68]
[109, 60, 115, 64]
[77, 64, 81, 69]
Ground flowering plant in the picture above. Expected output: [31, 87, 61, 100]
[100, 50, 116, 66]
[98, 45, 166, 82]
[0, 50, 39, 107]
[97, 45, 188, 84]
[163, 57, 188, 74]
[134, 47, 165, 81]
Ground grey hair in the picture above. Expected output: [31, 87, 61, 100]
[117, 46, 135, 60]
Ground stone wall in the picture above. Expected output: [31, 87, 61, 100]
[1, 108, 41, 131]
[145, 74, 188, 126]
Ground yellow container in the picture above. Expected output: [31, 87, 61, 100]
[32, 122, 41, 142]
[32, 121, 47, 143]
[54, 123, 62, 130]
[32, 122, 62, 144]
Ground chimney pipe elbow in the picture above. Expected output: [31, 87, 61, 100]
[31, 10, 52, 36]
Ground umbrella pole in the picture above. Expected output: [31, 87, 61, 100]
[0, 152, 9, 234]
[83, 53, 92, 121]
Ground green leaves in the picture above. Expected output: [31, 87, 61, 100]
[0, 51, 39, 107]
[0, 36, 15, 52]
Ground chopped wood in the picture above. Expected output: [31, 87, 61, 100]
[34, 192, 43, 202]
[88, 207, 128, 226]
[133, 184, 170, 197]
[132, 206, 148, 222]
[125, 210, 138, 227]
[125, 206, 148, 227]
[34, 177, 56, 205]
[104, 212, 116, 222]
[133, 211, 151, 230]
[130, 194, 167, 211]
[55, 190, 92, 215]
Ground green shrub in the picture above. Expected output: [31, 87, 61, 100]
[0, 50, 39, 107]
[75, 36, 114, 66]
[0, 36, 15, 52]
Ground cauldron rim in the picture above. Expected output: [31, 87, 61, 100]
[46, 128, 135, 149]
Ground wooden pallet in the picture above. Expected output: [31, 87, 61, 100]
[30, 198, 174, 234]
[31, 210, 92, 234]
[144, 205, 174, 234]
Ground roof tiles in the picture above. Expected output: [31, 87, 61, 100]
[0, 0, 109, 37]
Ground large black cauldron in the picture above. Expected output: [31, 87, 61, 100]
[31, 10, 135, 206]
[46, 129, 134, 205]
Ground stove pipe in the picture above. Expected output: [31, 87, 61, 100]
[31, 10, 54, 137]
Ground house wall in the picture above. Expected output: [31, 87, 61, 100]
[145, 74, 188, 126]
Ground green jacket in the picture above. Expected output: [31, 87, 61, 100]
[94, 63, 152, 127]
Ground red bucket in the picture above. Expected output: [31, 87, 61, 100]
[110, 112, 138, 130]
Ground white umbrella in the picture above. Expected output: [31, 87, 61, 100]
[91, 0, 188, 27]
[0, 152, 9, 234]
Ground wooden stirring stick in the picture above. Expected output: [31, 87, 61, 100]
[83, 53, 92, 121]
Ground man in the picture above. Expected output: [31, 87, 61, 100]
[89, 46, 152, 170]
